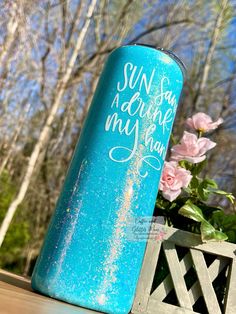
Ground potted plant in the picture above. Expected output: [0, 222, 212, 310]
[132, 113, 236, 314]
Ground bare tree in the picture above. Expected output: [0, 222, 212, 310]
[0, 102, 31, 177]
[193, 0, 230, 110]
[0, 0, 98, 247]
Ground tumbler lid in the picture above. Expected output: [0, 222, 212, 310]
[130, 43, 187, 80]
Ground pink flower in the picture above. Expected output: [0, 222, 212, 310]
[186, 112, 223, 133]
[160, 161, 192, 201]
[171, 131, 216, 163]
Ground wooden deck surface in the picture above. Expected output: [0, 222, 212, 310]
[0, 270, 101, 314]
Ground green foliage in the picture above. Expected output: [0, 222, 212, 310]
[0, 171, 15, 210]
[179, 200, 228, 242]
[156, 121, 236, 243]
[0, 171, 30, 273]
[179, 200, 205, 222]
[210, 211, 236, 243]
[156, 174, 235, 242]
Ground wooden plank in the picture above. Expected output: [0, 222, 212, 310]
[152, 252, 227, 306]
[190, 249, 221, 314]
[152, 252, 192, 301]
[147, 298, 199, 314]
[163, 241, 192, 310]
[0, 270, 101, 314]
[132, 239, 161, 312]
[155, 223, 236, 258]
[179, 251, 193, 274]
[188, 255, 229, 305]
[151, 271, 173, 301]
[0, 269, 32, 292]
[207, 255, 229, 281]
[224, 258, 236, 314]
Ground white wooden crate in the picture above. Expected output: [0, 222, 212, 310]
[132, 223, 236, 314]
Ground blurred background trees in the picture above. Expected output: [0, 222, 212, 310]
[0, 0, 235, 275]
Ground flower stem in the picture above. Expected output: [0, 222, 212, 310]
[198, 130, 203, 138]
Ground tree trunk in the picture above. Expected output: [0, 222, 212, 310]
[0, 0, 97, 247]
[0, 3, 18, 66]
[0, 103, 30, 177]
[194, 0, 229, 110]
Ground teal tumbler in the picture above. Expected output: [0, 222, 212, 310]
[31, 45, 185, 313]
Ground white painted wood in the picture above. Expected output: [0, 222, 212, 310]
[147, 299, 199, 314]
[190, 249, 221, 314]
[151, 271, 173, 301]
[132, 223, 236, 314]
[151, 252, 192, 301]
[159, 223, 235, 258]
[224, 258, 236, 314]
[188, 255, 229, 305]
[179, 252, 192, 274]
[132, 240, 161, 312]
[163, 241, 192, 310]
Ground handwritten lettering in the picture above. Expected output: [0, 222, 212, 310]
[105, 113, 139, 162]
[104, 62, 177, 177]
[155, 76, 177, 110]
[117, 62, 155, 95]
[145, 124, 166, 159]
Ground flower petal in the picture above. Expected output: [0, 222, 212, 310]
[197, 137, 216, 155]
[162, 188, 181, 202]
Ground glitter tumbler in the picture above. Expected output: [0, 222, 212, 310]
[31, 45, 185, 313]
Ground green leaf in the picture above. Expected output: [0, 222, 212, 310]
[210, 211, 236, 243]
[156, 197, 167, 210]
[200, 220, 228, 242]
[198, 184, 210, 201]
[211, 189, 235, 204]
[190, 176, 199, 189]
[178, 160, 188, 169]
[197, 204, 222, 219]
[169, 202, 177, 210]
[170, 133, 178, 145]
[178, 200, 204, 222]
[192, 159, 207, 176]
[183, 186, 192, 194]
[197, 178, 218, 201]
[178, 160, 193, 171]
[178, 201, 228, 243]
[226, 231, 236, 244]
[203, 178, 218, 189]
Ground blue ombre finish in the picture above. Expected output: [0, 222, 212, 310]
[31, 45, 184, 313]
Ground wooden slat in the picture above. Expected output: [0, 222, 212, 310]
[152, 252, 192, 301]
[207, 256, 229, 281]
[182, 253, 201, 305]
[188, 255, 229, 305]
[151, 270, 173, 301]
[163, 241, 192, 310]
[224, 258, 236, 314]
[190, 249, 221, 314]
[147, 298, 199, 314]
[132, 224, 236, 314]
[152, 252, 228, 305]
[152, 240, 230, 307]
[155, 223, 236, 258]
[179, 251, 193, 273]
[132, 239, 161, 312]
